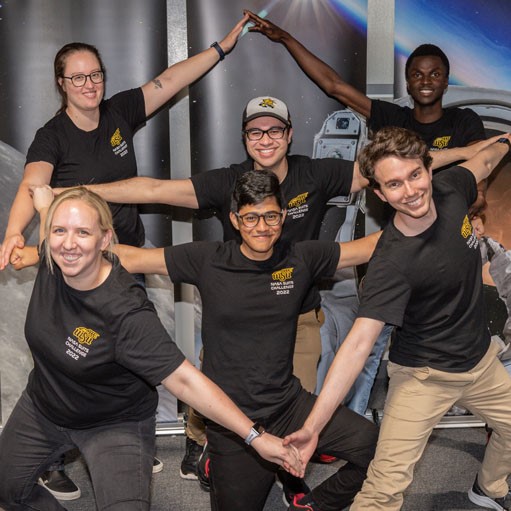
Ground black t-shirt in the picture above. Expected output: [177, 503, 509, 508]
[26, 88, 146, 247]
[164, 239, 340, 419]
[369, 100, 485, 171]
[25, 252, 185, 428]
[191, 155, 354, 243]
[358, 166, 490, 372]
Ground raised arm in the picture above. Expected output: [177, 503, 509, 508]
[337, 231, 381, 268]
[162, 359, 303, 476]
[142, 13, 249, 117]
[56, 176, 199, 209]
[1, 162, 53, 270]
[462, 134, 511, 183]
[245, 10, 371, 118]
[284, 317, 384, 465]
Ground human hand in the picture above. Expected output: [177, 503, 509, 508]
[10, 245, 39, 270]
[30, 185, 55, 213]
[244, 10, 288, 43]
[218, 12, 250, 55]
[283, 425, 319, 468]
[251, 432, 304, 477]
[0, 234, 25, 270]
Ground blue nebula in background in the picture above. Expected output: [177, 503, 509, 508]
[326, 0, 511, 94]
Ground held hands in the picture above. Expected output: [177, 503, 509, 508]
[251, 432, 305, 478]
[9, 245, 39, 270]
[0, 234, 25, 271]
[218, 12, 251, 55]
[244, 10, 288, 42]
[283, 425, 320, 469]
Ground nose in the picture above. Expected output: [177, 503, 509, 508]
[63, 232, 77, 249]
[403, 180, 415, 196]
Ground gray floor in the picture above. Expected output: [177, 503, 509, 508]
[30, 426, 506, 511]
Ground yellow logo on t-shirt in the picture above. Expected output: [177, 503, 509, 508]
[110, 128, 123, 147]
[461, 215, 472, 238]
[288, 193, 308, 209]
[272, 267, 294, 282]
[73, 327, 100, 346]
[432, 136, 451, 150]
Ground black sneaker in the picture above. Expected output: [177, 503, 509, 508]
[468, 477, 511, 510]
[197, 442, 211, 492]
[152, 457, 164, 474]
[180, 437, 203, 480]
[38, 470, 81, 501]
[275, 469, 311, 507]
[288, 492, 320, 511]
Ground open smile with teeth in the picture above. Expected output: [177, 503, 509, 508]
[405, 195, 423, 208]
[62, 253, 81, 262]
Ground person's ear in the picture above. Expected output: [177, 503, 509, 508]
[374, 188, 388, 203]
[229, 211, 240, 231]
[101, 229, 113, 251]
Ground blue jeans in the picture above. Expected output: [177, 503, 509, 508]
[316, 277, 391, 415]
[0, 391, 155, 511]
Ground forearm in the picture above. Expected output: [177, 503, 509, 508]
[467, 138, 510, 182]
[4, 185, 36, 240]
[163, 361, 253, 440]
[114, 245, 167, 275]
[338, 231, 382, 268]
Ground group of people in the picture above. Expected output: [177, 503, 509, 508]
[1, 8, 511, 511]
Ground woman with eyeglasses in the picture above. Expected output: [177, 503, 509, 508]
[0, 13, 249, 271]
[0, 13, 249, 499]
[0, 186, 301, 511]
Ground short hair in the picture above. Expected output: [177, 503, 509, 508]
[230, 170, 285, 213]
[44, 187, 117, 272]
[358, 127, 432, 190]
[405, 44, 450, 78]
[54, 42, 106, 114]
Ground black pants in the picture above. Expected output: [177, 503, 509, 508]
[207, 389, 378, 511]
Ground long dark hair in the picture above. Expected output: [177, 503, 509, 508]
[54, 42, 105, 114]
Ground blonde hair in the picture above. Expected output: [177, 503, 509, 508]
[44, 187, 117, 272]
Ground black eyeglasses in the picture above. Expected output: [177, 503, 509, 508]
[243, 127, 287, 141]
[235, 210, 283, 227]
[62, 71, 104, 87]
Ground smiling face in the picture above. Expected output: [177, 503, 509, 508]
[229, 196, 285, 261]
[49, 199, 112, 289]
[406, 55, 448, 107]
[374, 156, 436, 231]
[244, 116, 292, 178]
[58, 50, 105, 115]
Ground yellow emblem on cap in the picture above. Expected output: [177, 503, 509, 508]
[259, 98, 276, 109]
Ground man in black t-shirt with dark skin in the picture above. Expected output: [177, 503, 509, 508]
[245, 11, 485, 154]
[284, 127, 511, 511]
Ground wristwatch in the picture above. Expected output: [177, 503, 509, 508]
[497, 137, 511, 149]
[244, 422, 266, 445]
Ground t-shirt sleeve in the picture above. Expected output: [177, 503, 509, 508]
[116, 307, 186, 386]
[164, 242, 215, 286]
[297, 240, 340, 280]
[357, 255, 411, 326]
[368, 100, 410, 132]
[26, 125, 61, 167]
[311, 158, 354, 197]
[107, 88, 147, 130]
[438, 166, 478, 207]
[190, 167, 236, 210]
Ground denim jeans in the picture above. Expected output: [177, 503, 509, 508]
[0, 390, 155, 511]
[316, 278, 391, 415]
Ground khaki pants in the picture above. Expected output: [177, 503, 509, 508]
[186, 308, 324, 445]
[351, 340, 511, 510]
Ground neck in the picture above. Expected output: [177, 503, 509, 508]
[412, 102, 444, 124]
[66, 106, 100, 132]
[393, 202, 438, 236]
[254, 158, 288, 183]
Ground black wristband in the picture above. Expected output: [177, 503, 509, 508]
[497, 137, 511, 150]
[210, 41, 225, 61]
